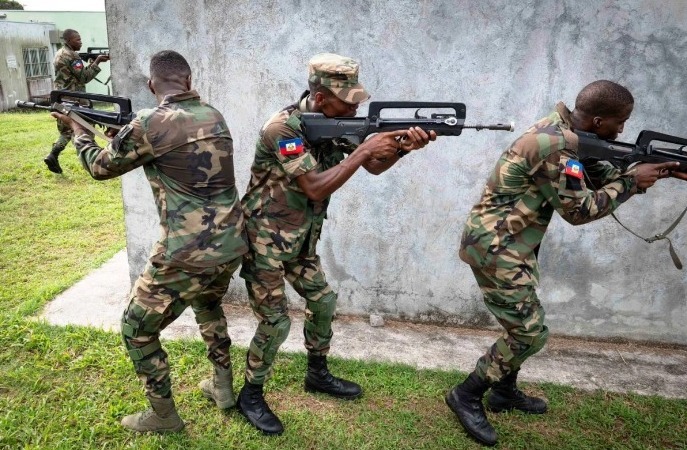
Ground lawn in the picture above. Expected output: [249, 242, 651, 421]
[0, 110, 685, 449]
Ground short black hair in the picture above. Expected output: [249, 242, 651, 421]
[62, 29, 79, 40]
[575, 80, 634, 117]
[149, 50, 191, 81]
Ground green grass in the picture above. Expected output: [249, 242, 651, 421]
[0, 110, 686, 449]
[0, 109, 125, 315]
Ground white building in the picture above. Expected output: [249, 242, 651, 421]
[0, 18, 56, 110]
[0, 10, 110, 111]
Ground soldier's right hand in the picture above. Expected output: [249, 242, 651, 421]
[362, 130, 409, 160]
[95, 54, 110, 64]
[632, 161, 680, 189]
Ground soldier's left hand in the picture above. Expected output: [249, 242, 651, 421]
[669, 170, 687, 181]
[399, 126, 437, 152]
[51, 111, 73, 127]
[51, 111, 87, 134]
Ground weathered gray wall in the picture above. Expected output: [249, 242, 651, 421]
[106, 0, 687, 344]
[0, 21, 55, 110]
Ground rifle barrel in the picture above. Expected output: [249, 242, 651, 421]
[15, 100, 51, 110]
[463, 122, 515, 132]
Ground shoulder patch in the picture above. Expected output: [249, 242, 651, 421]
[278, 137, 304, 156]
[564, 159, 584, 179]
[71, 59, 84, 70]
[112, 124, 134, 152]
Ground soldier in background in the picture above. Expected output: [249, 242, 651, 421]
[449, 80, 684, 446]
[44, 28, 110, 174]
[236, 53, 436, 436]
[52, 50, 248, 434]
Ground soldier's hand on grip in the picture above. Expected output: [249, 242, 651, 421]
[399, 126, 437, 152]
[50, 111, 72, 127]
[669, 170, 687, 181]
[363, 130, 408, 160]
[632, 161, 681, 189]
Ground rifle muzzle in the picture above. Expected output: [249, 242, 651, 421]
[15, 100, 50, 110]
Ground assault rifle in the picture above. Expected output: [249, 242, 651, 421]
[300, 101, 514, 145]
[79, 47, 109, 61]
[576, 130, 687, 172]
[576, 129, 687, 270]
[15, 90, 134, 141]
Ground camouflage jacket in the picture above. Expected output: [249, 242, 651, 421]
[459, 102, 638, 285]
[53, 44, 101, 91]
[74, 90, 248, 269]
[241, 91, 356, 261]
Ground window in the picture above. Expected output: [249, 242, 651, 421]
[22, 47, 50, 78]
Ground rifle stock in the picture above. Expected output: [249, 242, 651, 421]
[576, 130, 687, 172]
[301, 101, 514, 145]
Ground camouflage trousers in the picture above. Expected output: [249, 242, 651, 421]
[470, 265, 549, 384]
[121, 256, 241, 399]
[53, 120, 74, 154]
[239, 251, 337, 385]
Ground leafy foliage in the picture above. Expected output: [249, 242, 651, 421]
[0, 0, 23, 10]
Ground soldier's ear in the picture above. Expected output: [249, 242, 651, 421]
[185, 75, 192, 91]
[313, 91, 327, 107]
[147, 79, 155, 95]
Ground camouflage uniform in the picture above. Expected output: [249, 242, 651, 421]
[459, 102, 640, 384]
[74, 90, 248, 399]
[240, 88, 361, 384]
[240, 54, 370, 386]
[51, 44, 102, 154]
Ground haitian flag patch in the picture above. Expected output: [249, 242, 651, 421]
[278, 138, 304, 156]
[72, 60, 84, 70]
[564, 159, 584, 179]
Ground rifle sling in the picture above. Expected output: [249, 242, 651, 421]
[585, 172, 685, 270]
[609, 206, 687, 270]
[67, 110, 112, 142]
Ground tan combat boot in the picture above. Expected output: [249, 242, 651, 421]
[199, 366, 236, 409]
[121, 396, 185, 433]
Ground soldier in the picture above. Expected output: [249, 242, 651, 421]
[237, 53, 436, 435]
[448, 80, 684, 446]
[45, 28, 110, 174]
[52, 50, 248, 433]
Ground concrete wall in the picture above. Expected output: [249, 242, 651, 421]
[0, 21, 54, 110]
[0, 11, 110, 95]
[106, 0, 687, 345]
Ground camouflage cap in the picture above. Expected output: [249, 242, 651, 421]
[308, 53, 370, 105]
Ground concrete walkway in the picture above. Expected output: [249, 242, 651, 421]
[40, 249, 687, 399]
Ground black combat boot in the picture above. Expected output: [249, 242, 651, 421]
[43, 145, 63, 174]
[304, 353, 362, 399]
[237, 379, 284, 436]
[445, 372, 497, 447]
[486, 369, 547, 414]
